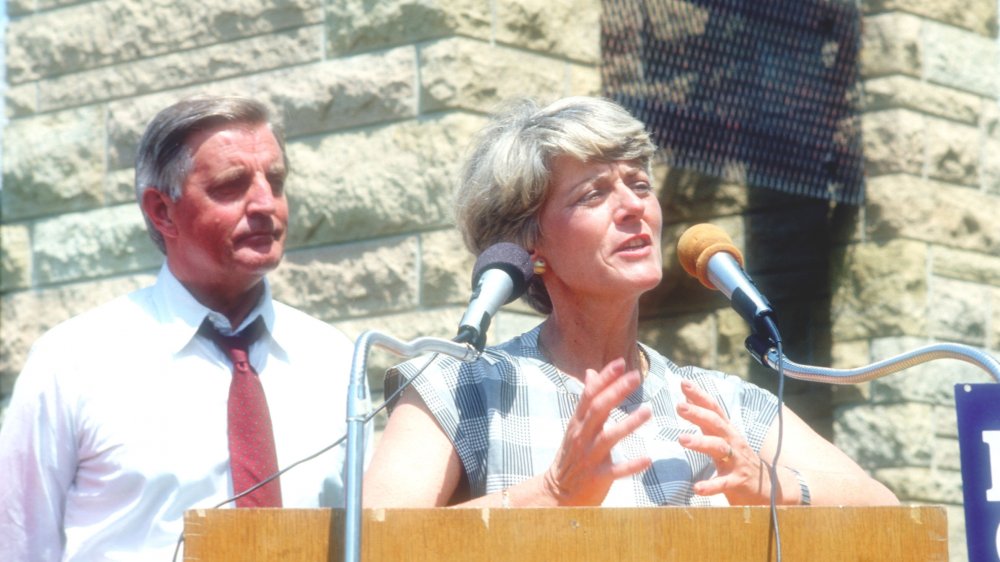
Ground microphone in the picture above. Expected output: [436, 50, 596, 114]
[676, 224, 781, 344]
[454, 242, 534, 350]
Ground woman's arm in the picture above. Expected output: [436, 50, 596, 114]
[362, 387, 463, 507]
[757, 405, 899, 506]
[676, 380, 899, 506]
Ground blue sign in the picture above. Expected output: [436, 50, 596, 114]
[956, 383, 1000, 562]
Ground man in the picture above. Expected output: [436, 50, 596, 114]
[0, 96, 371, 561]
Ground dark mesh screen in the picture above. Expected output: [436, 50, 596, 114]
[602, 0, 864, 204]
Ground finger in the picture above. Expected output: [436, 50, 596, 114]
[578, 405, 653, 478]
[677, 433, 732, 462]
[560, 366, 640, 460]
[676, 400, 731, 437]
[680, 380, 730, 420]
[576, 366, 643, 437]
[691, 474, 737, 497]
[564, 366, 619, 442]
[607, 455, 653, 480]
[589, 368, 643, 413]
[589, 404, 652, 458]
[578, 359, 628, 410]
[692, 463, 772, 505]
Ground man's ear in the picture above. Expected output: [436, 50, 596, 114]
[140, 188, 178, 240]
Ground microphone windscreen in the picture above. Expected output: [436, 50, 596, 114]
[676, 224, 744, 290]
[471, 242, 533, 302]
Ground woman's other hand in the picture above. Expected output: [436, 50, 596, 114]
[675, 379, 774, 505]
[675, 379, 899, 506]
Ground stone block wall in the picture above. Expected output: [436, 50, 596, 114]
[1, 0, 600, 412]
[830, 3, 1000, 559]
[2, 1, 998, 560]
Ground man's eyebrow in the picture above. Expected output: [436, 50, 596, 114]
[211, 165, 249, 184]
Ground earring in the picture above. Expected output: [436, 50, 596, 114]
[533, 259, 546, 275]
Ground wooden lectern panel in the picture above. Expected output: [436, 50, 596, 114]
[184, 506, 948, 561]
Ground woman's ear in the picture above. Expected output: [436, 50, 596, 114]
[140, 188, 178, 240]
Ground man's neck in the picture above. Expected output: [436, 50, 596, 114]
[200, 286, 265, 329]
[168, 264, 267, 329]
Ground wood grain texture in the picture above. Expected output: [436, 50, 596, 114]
[183, 506, 949, 561]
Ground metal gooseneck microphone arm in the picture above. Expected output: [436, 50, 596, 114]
[350, 241, 531, 561]
[676, 225, 1000, 385]
[745, 334, 1000, 384]
[344, 330, 480, 562]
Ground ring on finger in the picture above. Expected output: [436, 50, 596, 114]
[720, 444, 733, 463]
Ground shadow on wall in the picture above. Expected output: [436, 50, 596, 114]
[643, 165, 862, 440]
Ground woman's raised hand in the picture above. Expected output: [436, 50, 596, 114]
[675, 379, 773, 505]
[541, 358, 652, 506]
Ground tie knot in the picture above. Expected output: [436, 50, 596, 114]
[200, 317, 266, 363]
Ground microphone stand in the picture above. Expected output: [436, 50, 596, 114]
[344, 330, 480, 562]
[744, 335, 1000, 384]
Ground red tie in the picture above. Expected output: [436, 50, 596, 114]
[203, 319, 282, 507]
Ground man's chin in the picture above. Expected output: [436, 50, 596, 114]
[234, 251, 284, 275]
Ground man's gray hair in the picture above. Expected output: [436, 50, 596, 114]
[134, 95, 286, 253]
[454, 96, 656, 313]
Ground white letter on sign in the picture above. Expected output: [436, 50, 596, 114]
[984, 431, 1000, 502]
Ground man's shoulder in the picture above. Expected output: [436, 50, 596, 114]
[42, 287, 157, 340]
[24, 286, 158, 367]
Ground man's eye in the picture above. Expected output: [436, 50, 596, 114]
[212, 182, 244, 197]
[268, 176, 286, 195]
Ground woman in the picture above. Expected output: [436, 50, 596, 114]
[363, 96, 898, 508]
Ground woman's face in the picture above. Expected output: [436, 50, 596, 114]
[533, 155, 662, 305]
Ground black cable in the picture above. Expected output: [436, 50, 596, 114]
[767, 339, 786, 562]
[170, 352, 442, 562]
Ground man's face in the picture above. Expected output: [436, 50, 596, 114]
[161, 122, 288, 297]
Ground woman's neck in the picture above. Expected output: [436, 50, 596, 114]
[539, 297, 643, 382]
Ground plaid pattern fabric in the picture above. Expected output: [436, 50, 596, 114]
[387, 325, 778, 507]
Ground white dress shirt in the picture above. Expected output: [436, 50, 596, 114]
[0, 265, 372, 561]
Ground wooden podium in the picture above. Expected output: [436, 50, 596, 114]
[183, 505, 948, 561]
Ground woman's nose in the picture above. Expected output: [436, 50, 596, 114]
[615, 184, 645, 220]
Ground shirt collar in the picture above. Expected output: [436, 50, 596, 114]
[153, 264, 276, 354]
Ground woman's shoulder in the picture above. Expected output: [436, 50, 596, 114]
[393, 326, 543, 382]
[393, 328, 533, 378]
[384, 326, 545, 415]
